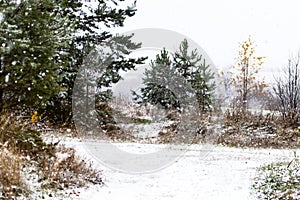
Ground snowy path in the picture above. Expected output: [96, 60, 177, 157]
[65, 140, 298, 200]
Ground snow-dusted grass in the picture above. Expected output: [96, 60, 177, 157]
[253, 152, 300, 199]
[61, 137, 298, 200]
[20, 145, 103, 200]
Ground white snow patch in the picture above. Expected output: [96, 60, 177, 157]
[120, 120, 173, 139]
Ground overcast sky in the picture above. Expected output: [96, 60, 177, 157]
[112, 0, 300, 97]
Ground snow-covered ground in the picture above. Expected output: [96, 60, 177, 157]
[61, 139, 297, 200]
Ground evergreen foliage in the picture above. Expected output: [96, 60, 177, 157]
[0, 0, 145, 123]
[0, 0, 70, 111]
[174, 39, 216, 111]
[133, 49, 181, 110]
[134, 39, 216, 112]
[46, 0, 146, 123]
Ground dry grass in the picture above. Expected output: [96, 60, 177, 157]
[39, 146, 103, 190]
[157, 110, 221, 144]
[0, 114, 28, 199]
[0, 113, 103, 199]
[0, 145, 27, 199]
[218, 109, 300, 148]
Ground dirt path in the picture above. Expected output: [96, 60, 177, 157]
[66, 141, 298, 200]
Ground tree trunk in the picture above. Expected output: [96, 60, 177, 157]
[0, 88, 3, 112]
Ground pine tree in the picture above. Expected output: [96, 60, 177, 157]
[133, 48, 183, 110]
[45, 0, 146, 122]
[134, 39, 216, 113]
[191, 59, 216, 111]
[0, 0, 145, 123]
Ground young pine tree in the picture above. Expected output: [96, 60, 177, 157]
[174, 39, 216, 112]
[133, 49, 182, 110]
[135, 39, 216, 113]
